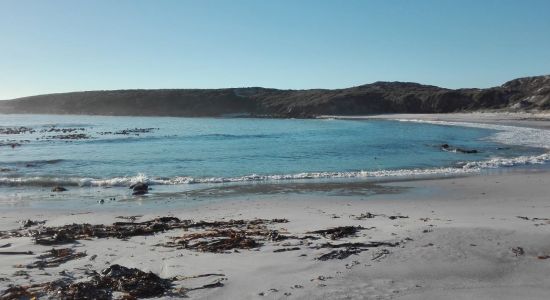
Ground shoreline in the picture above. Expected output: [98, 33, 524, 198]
[319, 112, 550, 129]
[1, 112, 550, 299]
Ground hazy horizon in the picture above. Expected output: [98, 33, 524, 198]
[1, 0, 550, 99]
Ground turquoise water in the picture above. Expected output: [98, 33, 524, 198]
[0, 114, 545, 189]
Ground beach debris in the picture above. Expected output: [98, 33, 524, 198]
[51, 186, 68, 192]
[0, 251, 33, 255]
[19, 219, 46, 228]
[171, 229, 259, 253]
[516, 216, 550, 225]
[23, 248, 87, 269]
[353, 212, 377, 220]
[441, 144, 478, 154]
[0, 127, 35, 135]
[345, 260, 360, 269]
[130, 182, 149, 195]
[317, 248, 364, 261]
[22, 217, 289, 249]
[12, 270, 30, 278]
[314, 241, 399, 260]
[310, 275, 332, 282]
[273, 247, 301, 253]
[114, 127, 159, 135]
[173, 273, 226, 281]
[352, 212, 409, 220]
[0, 285, 38, 300]
[537, 255, 550, 260]
[387, 215, 409, 220]
[511, 246, 525, 256]
[47, 133, 91, 140]
[29, 217, 192, 245]
[0, 243, 11, 248]
[44, 279, 113, 299]
[40, 127, 85, 133]
[165, 219, 289, 252]
[308, 226, 368, 240]
[99, 264, 173, 297]
[1, 265, 223, 299]
[116, 215, 143, 222]
[371, 248, 391, 261]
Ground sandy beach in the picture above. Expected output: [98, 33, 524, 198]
[1, 113, 550, 299]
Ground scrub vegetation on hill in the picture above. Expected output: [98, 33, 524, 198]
[0, 75, 548, 117]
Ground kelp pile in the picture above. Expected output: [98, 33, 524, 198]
[1, 264, 224, 299]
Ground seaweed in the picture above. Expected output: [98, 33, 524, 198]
[165, 219, 289, 252]
[23, 248, 87, 269]
[170, 229, 260, 253]
[314, 241, 399, 261]
[29, 217, 193, 245]
[317, 248, 363, 261]
[308, 226, 367, 240]
[24, 217, 289, 250]
[1, 265, 224, 299]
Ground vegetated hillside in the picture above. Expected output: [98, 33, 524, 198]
[0, 75, 548, 118]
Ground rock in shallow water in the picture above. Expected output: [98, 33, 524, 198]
[51, 186, 67, 192]
[130, 182, 149, 195]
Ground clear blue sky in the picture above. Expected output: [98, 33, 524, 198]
[1, 0, 549, 99]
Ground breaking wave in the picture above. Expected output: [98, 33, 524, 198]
[1, 152, 548, 187]
[394, 119, 550, 149]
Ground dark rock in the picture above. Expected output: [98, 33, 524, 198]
[130, 182, 149, 195]
[441, 144, 478, 154]
[51, 186, 67, 192]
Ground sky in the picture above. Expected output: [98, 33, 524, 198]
[1, 0, 550, 99]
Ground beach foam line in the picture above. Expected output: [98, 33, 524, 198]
[1, 152, 549, 187]
[394, 119, 550, 149]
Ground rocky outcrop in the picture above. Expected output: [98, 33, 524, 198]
[0, 75, 548, 117]
[130, 183, 149, 195]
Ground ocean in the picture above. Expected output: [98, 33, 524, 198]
[0, 114, 548, 207]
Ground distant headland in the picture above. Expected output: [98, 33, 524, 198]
[1, 75, 548, 118]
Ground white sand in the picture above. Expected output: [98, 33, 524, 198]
[1, 113, 550, 299]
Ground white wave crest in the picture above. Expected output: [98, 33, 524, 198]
[1, 152, 549, 187]
[394, 119, 550, 149]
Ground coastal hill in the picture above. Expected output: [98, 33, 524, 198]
[0, 75, 548, 118]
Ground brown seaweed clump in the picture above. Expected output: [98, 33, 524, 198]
[2, 264, 176, 299]
[22, 248, 87, 269]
